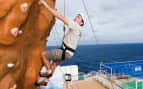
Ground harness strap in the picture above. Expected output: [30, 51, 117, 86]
[61, 42, 75, 60]
[63, 42, 75, 52]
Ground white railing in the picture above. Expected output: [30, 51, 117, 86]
[136, 80, 143, 89]
[100, 64, 113, 79]
[95, 72, 123, 89]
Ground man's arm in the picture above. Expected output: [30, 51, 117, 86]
[40, 0, 69, 25]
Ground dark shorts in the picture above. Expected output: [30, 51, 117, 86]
[45, 48, 72, 65]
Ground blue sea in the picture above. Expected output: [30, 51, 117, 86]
[46, 43, 143, 73]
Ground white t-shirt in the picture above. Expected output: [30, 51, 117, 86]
[63, 20, 82, 56]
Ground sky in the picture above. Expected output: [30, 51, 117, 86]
[47, 0, 143, 46]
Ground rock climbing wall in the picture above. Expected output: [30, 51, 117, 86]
[0, 0, 56, 89]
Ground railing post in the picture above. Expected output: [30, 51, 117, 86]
[111, 68, 112, 80]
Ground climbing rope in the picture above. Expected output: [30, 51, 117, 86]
[40, 0, 64, 46]
[41, 0, 98, 44]
[81, 0, 98, 44]
[63, 0, 66, 39]
[53, 24, 60, 46]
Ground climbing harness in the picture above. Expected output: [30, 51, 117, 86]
[60, 42, 75, 60]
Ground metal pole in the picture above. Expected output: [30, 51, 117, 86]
[136, 80, 137, 89]
[63, 0, 66, 38]
[64, 0, 66, 17]
[100, 62, 102, 73]
[111, 68, 112, 80]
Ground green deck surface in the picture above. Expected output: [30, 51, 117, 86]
[120, 81, 143, 89]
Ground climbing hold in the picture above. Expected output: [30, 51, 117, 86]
[19, 30, 23, 34]
[10, 84, 17, 89]
[20, 3, 28, 13]
[8, 63, 14, 68]
[11, 27, 19, 37]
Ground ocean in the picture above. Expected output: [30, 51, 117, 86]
[46, 43, 143, 73]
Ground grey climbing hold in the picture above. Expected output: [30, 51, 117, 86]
[20, 3, 28, 13]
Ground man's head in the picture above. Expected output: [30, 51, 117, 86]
[74, 13, 87, 26]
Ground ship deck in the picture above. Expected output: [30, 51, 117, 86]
[64, 77, 107, 89]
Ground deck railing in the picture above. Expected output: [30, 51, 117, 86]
[95, 72, 123, 89]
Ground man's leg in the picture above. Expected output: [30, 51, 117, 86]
[50, 52, 72, 75]
[36, 52, 52, 86]
[41, 49, 71, 75]
[41, 49, 63, 74]
[51, 62, 57, 74]
[41, 51, 52, 73]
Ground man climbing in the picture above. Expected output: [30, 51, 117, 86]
[40, 0, 87, 78]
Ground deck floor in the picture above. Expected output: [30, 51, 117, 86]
[64, 78, 107, 89]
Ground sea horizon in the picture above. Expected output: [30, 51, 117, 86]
[47, 42, 143, 47]
[46, 43, 143, 73]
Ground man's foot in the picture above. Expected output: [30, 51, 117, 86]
[51, 62, 57, 74]
[39, 72, 52, 78]
[35, 81, 48, 86]
[35, 77, 49, 86]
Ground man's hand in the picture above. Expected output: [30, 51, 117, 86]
[38, 1, 42, 5]
[39, 0, 69, 25]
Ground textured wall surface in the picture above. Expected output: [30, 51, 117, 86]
[0, 0, 56, 89]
